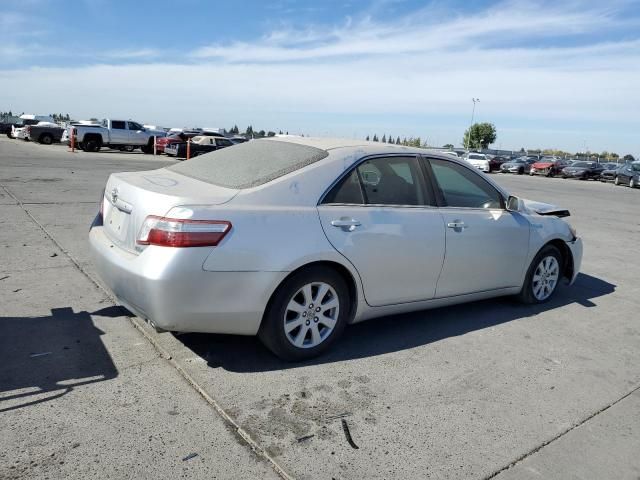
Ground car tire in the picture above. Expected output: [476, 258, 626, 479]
[258, 266, 349, 361]
[39, 133, 53, 145]
[518, 168, 524, 175]
[614, 176, 620, 186]
[517, 245, 563, 304]
[84, 139, 100, 152]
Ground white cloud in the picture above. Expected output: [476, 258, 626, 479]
[102, 48, 161, 60]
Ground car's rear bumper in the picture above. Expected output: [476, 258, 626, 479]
[89, 226, 286, 335]
[469, 163, 490, 173]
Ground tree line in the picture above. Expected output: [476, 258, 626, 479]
[228, 125, 292, 139]
[365, 134, 425, 147]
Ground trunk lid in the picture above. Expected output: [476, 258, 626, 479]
[102, 168, 239, 253]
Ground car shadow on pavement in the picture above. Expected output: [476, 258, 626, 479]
[0, 307, 117, 413]
[174, 273, 615, 373]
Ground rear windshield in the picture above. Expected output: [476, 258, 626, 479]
[168, 139, 328, 189]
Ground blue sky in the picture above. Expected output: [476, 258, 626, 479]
[1, 0, 639, 154]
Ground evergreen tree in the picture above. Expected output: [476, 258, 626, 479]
[373, 134, 379, 142]
[246, 125, 253, 138]
[381, 134, 387, 143]
[396, 137, 401, 145]
[366, 135, 370, 141]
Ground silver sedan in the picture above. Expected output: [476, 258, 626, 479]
[90, 137, 583, 360]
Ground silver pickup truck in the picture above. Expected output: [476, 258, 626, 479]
[68, 119, 166, 153]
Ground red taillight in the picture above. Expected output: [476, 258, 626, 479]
[136, 216, 231, 247]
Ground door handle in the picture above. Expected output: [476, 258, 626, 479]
[331, 218, 361, 231]
[447, 221, 467, 230]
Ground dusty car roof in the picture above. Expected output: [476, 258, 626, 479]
[267, 136, 427, 155]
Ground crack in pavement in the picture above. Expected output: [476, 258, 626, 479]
[0, 183, 294, 480]
[483, 383, 640, 479]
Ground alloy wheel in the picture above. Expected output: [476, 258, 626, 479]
[283, 282, 340, 348]
[532, 256, 560, 301]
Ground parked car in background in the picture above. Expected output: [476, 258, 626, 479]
[614, 162, 640, 188]
[438, 151, 460, 158]
[164, 135, 234, 158]
[89, 137, 582, 360]
[500, 157, 537, 174]
[229, 136, 249, 144]
[488, 156, 510, 172]
[560, 161, 605, 180]
[69, 119, 166, 153]
[599, 163, 624, 182]
[25, 122, 66, 144]
[530, 157, 569, 177]
[464, 153, 491, 173]
[155, 131, 200, 153]
[10, 115, 55, 140]
[1, 116, 21, 137]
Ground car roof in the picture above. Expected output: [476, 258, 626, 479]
[266, 135, 450, 157]
[264, 137, 509, 195]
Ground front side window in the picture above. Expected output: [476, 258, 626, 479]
[127, 121, 143, 131]
[428, 158, 503, 209]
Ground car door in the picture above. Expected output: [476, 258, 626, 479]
[423, 157, 530, 298]
[127, 121, 147, 146]
[317, 155, 446, 307]
[109, 120, 129, 144]
[215, 138, 233, 149]
[619, 165, 633, 184]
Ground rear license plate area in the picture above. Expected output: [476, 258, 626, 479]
[106, 206, 129, 242]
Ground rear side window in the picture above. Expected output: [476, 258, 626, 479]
[358, 157, 426, 205]
[323, 170, 364, 204]
[111, 121, 126, 129]
[168, 139, 328, 189]
[323, 156, 429, 206]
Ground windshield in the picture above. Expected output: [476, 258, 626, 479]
[468, 154, 484, 160]
[632, 163, 640, 172]
[572, 162, 589, 168]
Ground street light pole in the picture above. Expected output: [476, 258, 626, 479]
[467, 98, 480, 151]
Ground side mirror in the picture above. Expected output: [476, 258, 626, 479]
[506, 195, 521, 212]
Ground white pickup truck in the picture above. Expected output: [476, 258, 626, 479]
[68, 119, 166, 153]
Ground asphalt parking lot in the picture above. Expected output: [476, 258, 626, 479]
[1, 137, 639, 480]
